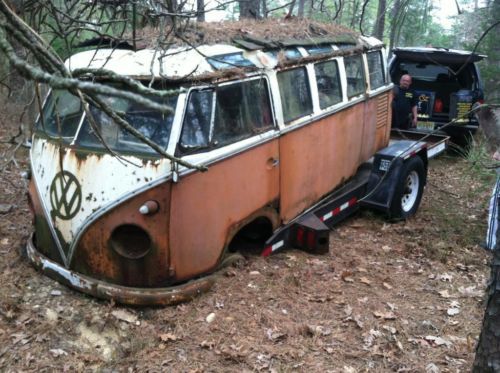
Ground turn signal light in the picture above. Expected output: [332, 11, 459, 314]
[139, 200, 159, 215]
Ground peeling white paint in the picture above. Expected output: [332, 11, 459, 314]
[65, 44, 244, 78]
[31, 138, 171, 257]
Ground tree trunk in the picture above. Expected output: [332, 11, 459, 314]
[473, 250, 500, 371]
[349, 0, 360, 29]
[297, 0, 305, 18]
[197, 0, 205, 22]
[239, 0, 261, 19]
[388, 0, 402, 51]
[372, 0, 386, 39]
[261, 0, 267, 18]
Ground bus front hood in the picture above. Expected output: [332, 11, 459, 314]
[29, 137, 172, 268]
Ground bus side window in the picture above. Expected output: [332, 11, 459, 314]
[344, 54, 366, 98]
[278, 67, 313, 124]
[212, 79, 274, 147]
[367, 51, 385, 90]
[314, 60, 342, 109]
[179, 89, 213, 153]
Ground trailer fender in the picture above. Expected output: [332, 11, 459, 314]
[360, 140, 427, 214]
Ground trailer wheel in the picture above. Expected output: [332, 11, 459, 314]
[390, 156, 425, 220]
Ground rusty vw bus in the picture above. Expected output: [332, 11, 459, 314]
[26, 23, 428, 305]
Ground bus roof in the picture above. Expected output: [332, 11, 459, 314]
[65, 20, 384, 81]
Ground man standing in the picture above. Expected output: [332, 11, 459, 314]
[392, 74, 418, 130]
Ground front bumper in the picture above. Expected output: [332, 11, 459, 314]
[26, 233, 216, 306]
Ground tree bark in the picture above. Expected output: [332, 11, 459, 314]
[239, 0, 261, 19]
[388, 0, 402, 51]
[297, 0, 305, 18]
[196, 0, 205, 22]
[473, 250, 500, 371]
[372, 0, 386, 39]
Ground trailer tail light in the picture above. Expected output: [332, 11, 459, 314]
[296, 226, 305, 246]
[307, 230, 316, 249]
[434, 98, 443, 113]
[290, 215, 330, 254]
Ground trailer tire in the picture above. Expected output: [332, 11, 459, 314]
[389, 156, 425, 220]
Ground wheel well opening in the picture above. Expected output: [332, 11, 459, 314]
[228, 217, 274, 254]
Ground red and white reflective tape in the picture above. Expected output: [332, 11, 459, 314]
[262, 240, 284, 257]
[320, 197, 357, 222]
[403, 144, 426, 160]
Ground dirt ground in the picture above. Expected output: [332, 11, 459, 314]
[0, 97, 495, 372]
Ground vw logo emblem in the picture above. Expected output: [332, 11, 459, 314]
[50, 171, 82, 220]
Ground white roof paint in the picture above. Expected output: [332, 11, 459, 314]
[65, 44, 244, 78]
[65, 35, 383, 79]
[359, 35, 384, 49]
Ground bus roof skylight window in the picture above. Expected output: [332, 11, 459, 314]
[305, 46, 333, 55]
[207, 53, 255, 70]
[267, 48, 302, 60]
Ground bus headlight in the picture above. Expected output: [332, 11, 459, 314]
[109, 224, 151, 259]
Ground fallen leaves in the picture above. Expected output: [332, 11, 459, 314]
[458, 285, 483, 298]
[159, 333, 178, 342]
[341, 271, 354, 283]
[111, 309, 139, 325]
[49, 348, 68, 357]
[438, 289, 451, 298]
[359, 277, 371, 286]
[205, 312, 216, 323]
[447, 300, 461, 316]
[424, 335, 452, 347]
[373, 311, 396, 320]
[266, 328, 286, 341]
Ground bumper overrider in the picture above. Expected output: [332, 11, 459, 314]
[26, 233, 216, 306]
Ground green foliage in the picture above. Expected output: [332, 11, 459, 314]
[464, 135, 498, 189]
[448, 1, 500, 101]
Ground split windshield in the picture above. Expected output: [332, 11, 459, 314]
[36, 89, 84, 140]
[36, 88, 178, 156]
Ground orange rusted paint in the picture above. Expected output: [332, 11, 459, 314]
[27, 234, 215, 306]
[360, 92, 391, 161]
[169, 140, 280, 281]
[279, 102, 388, 222]
[73, 182, 171, 287]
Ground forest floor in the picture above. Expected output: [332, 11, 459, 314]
[0, 98, 496, 372]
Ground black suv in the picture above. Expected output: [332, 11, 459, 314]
[389, 47, 486, 143]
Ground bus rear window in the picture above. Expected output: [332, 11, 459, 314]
[345, 55, 366, 97]
[36, 90, 83, 140]
[367, 51, 385, 90]
[77, 94, 177, 156]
